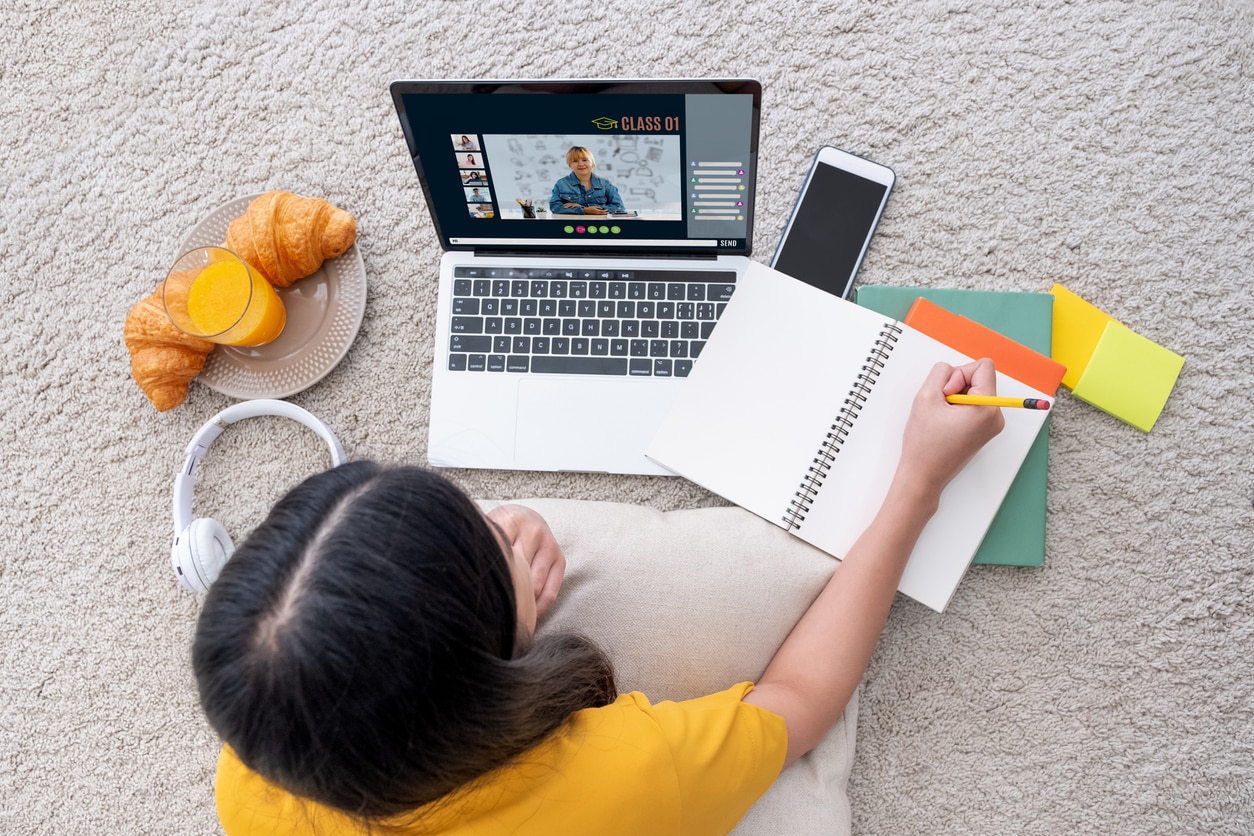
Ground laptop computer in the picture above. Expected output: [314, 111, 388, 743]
[389, 79, 762, 474]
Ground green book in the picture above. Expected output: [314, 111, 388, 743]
[855, 286, 1054, 567]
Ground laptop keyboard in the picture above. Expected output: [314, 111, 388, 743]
[447, 266, 737, 378]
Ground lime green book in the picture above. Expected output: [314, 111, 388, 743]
[855, 286, 1054, 567]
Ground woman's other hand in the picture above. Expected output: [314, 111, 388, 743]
[486, 505, 566, 618]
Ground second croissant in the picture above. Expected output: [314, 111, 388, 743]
[225, 191, 357, 287]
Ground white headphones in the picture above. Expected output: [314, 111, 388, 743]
[171, 399, 347, 594]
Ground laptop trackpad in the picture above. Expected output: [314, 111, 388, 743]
[515, 378, 675, 474]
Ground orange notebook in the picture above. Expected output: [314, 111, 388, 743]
[904, 298, 1066, 393]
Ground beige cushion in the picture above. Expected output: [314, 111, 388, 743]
[498, 498, 856, 836]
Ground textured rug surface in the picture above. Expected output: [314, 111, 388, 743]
[2, 0, 1251, 833]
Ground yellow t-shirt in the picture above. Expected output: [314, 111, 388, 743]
[215, 682, 786, 836]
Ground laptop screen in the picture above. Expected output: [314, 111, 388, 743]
[389, 80, 761, 257]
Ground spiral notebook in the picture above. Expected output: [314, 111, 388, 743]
[647, 263, 1051, 612]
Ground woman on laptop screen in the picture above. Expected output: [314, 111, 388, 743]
[549, 145, 626, 215]
[194, 361, 1003, 835]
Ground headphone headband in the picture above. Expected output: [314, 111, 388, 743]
[172, 400, 347, 537]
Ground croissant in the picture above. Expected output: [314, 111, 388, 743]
[224, 191, 357, 287]
[124, 284, 214, 411]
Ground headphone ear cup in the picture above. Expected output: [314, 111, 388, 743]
[173, 518, 234, 594]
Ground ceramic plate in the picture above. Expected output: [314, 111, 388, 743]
[174, 194, 367, 400]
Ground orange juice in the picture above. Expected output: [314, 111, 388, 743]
[187, 260, 286, 345]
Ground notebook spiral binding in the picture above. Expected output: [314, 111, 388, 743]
[781, 322, 903, 531]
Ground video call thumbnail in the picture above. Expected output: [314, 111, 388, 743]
[451, 134, 495, 218]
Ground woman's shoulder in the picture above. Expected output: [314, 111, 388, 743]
[583, 682, 782, 746]
[484, 683, 774, 773]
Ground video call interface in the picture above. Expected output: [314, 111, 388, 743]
[399, 90, 757, 254]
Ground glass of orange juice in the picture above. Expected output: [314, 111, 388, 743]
[162, 247, 286, 346]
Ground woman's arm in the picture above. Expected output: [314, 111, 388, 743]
[550, 177, 589, 215]
[744, 359, 1005, 768]
[550, 181, 575, 215]
[602, 180, 626, 214]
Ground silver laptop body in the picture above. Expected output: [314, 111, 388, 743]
[390, 79, 762, 474]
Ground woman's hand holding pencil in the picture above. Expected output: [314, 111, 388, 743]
[900, 360, 1008, 493]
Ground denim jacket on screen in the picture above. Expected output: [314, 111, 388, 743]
[549, 172, 626, 214]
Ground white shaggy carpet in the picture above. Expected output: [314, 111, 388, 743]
[2, 0, 1251, 833]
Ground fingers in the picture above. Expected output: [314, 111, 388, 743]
[922, 361, 964, 398]
[964, 357, 998, 396]
[945, 359, 1006, 441]
[486, 504, 566, 618]
[934, 358, 997, 398]
[531, 552, 564, 617]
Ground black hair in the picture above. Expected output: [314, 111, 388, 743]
[193, 462, 616, 820]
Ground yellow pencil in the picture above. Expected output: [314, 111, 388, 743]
[945, 394, 1051, 410]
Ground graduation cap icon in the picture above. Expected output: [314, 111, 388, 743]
[591, 116, 619, 130]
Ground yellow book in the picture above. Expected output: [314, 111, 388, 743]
[1071, 321, 1185, 432]
[1050, 283, 1119, 389]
